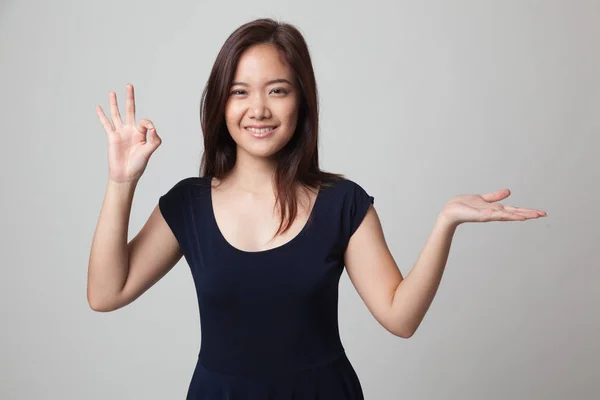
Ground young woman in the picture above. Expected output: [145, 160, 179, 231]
[88, 18, 547, 399]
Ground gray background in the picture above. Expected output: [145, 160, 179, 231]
[1, 0, 598, 399]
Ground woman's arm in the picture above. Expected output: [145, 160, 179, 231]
[87, 180, 136, 311]
[86, 179, 183, 312]
[344, 208, 455, 338]
[388, 215, 457, 337]
[344, 188, 545, 338]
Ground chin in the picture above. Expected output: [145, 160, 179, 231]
[233, 129, 294, 158]
[239, 144, 282, 160]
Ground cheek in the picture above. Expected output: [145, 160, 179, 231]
[278, 101, 299, 126]
[224, 103, 243, 126]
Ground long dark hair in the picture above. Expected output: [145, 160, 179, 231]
[199, 18, 344, 237]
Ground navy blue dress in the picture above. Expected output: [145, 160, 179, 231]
[159, 176, 374, 399]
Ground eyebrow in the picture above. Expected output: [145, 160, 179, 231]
[231, 78, 293, 87]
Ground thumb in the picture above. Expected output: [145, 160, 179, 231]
[142, 125, 162, 155]
[137, 119, 154, 135]
[480, 189, 511, 203]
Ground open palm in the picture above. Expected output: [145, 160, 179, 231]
[441, 189, 547, 225]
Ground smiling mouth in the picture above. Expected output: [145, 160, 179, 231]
[245, 126, 277, 138]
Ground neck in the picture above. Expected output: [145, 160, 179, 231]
[225, 150, 278, 195]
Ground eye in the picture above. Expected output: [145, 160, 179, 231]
[271, 88, 288, 95]
[230, 89, 247, 96]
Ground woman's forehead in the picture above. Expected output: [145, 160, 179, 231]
[233, 45, 293, 83]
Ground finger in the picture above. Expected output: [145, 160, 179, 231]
[504, 206, 547, 216]
[514, 211, 540, 219]
[141, 122, 162, 154]
[148, 125, 161, 146]
[109, 91, 124, 128]
[495, 211, 527, 221]
[480, 189, 511, 203]
[506, 210, 541, 220]
[137, 119, 154, 140]
[96, 105, 115, 134]
[125, 83, 136, 126]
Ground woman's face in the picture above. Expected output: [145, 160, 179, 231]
[224, 44, 299, 160]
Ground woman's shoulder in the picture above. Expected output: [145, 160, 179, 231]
[319, 175, 372, 198]
[165, 175, 211, 191]
[313, 174, 375, 248]
[160, 176, 212, 204]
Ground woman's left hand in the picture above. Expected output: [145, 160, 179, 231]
[440, 189, 547, 227]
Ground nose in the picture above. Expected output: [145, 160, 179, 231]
[248, 94, 270, 119]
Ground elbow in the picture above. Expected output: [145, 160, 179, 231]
[87, 279, 126, 312]
[383, 315, 415, 338]
[87, 292, 119, 313]
[394, 329, 414, 339]
[388, 323, 415, 339]
[88, 298, 114, 312]
[398, 330, 415, 339]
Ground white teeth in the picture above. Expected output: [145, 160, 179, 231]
[246, 127, 275, 133]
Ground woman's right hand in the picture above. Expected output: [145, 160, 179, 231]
[96, 83, 162, 184]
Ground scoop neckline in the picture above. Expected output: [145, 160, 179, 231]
[207, 177, 323, 255]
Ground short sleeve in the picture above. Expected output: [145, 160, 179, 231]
[343, 180, 375, 246]
[158, 178, 190, 247]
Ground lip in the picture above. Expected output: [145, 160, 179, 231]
[245, 124, 277, 129]
[245, 126, 277, 139]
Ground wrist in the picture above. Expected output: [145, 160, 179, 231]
[107, 179, 138, 194]
[436, 210, 461, 230]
